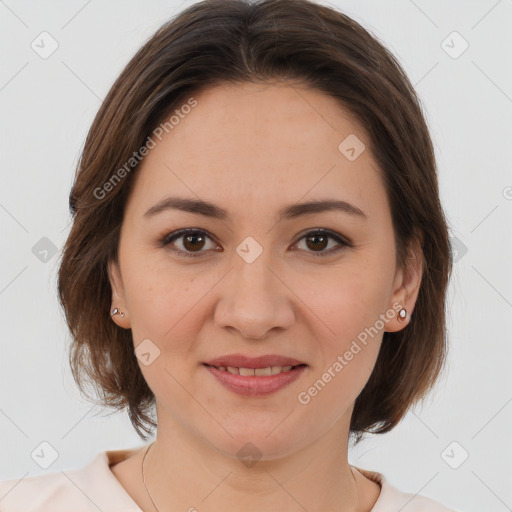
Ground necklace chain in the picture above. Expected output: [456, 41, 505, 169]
[141, 441, 359, 511]
[142, 442, 160, 512]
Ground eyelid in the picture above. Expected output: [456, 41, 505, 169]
[294, 227, 352, 247]
[160, 228, 352, 258]
[160, 228, 221, 257]
[292, 228, 352, 257]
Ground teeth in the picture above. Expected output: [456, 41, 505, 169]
[255, 367, 272, 376]
[216, 365, 296, 375]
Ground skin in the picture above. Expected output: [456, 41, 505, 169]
[108, 81, 423, 512]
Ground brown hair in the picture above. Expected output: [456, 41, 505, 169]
[57, 0, 453, 443]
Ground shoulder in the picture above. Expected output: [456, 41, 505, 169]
[0, 469, 90, 512]
[354, 466, 461, 512]
[0, 448, 143, 512]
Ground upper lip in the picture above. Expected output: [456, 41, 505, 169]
[204, 354, 307, 369]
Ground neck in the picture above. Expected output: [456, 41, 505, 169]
[142, 410, 360, 512]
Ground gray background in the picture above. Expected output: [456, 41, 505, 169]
[1, 1, 511, 511]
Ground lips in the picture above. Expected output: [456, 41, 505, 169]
[202, 354, 308, 396]
[204, 363, 307, 396]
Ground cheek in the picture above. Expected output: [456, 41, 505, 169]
[305, 259, 392, 344]
[123, 259, 214, 346]
[298, 269, 385, 416]
[299, 257, 391, 404]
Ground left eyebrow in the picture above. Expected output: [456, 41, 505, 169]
[143, 196, 367, 221]
[278, 199, 367, 221]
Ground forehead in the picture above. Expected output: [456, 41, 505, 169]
[126, 81, 387, 221]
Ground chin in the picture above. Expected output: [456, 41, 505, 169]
[202, 423, 307, 463]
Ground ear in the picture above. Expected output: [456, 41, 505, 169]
[108, 258, 131, 329]
[385, 235, 424, 333]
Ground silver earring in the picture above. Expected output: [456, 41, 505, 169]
[111, 307, 125, 318]
[398, 308, 407, 322]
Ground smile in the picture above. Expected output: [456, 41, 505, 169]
[203, 363, 308, 396]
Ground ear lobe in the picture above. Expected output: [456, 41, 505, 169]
[107, 259, 131, 328]
[386, 237, 424, 332]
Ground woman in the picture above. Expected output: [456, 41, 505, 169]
[0, 0, 458, 510]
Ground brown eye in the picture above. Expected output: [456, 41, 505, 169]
[162, 229, 219, 257]
[305, 233, 329, 251]
[295, 229, 350, 256]
[182, 232, 206, 251]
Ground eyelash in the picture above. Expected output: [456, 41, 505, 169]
[159, 228, 352, 258]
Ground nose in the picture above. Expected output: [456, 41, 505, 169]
[213, 248, 296, 341]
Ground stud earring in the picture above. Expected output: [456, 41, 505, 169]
[111, 307, 125, 318]
[397, 308, 407, 322]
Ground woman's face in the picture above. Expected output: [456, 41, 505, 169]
[109, 81, 421, 459]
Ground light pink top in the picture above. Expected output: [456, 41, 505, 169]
[0, 446, 458, 511]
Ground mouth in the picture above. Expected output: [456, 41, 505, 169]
[202, 354, 309, 396]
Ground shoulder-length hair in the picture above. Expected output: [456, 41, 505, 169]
[57, 0, 453, 442]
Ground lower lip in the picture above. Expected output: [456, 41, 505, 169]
[203, 364, 307, 396]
